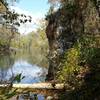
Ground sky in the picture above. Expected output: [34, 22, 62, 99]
[9, 0, 50, 34]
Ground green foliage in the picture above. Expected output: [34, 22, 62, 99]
[11, 20, 49, 67]
[13, 73, 25, 83]
[58, 46, 81, 86]
[5, 89, 17, 99]
[28, 23, 49, 67]
[78, 36, 100, 66]
[0, 87, 17, 100]
[0, 0, 32, 52]
[46, 0, 100, 99]
[57, 35, 100, 99]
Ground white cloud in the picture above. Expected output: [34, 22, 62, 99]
[10, 6, 45, 34]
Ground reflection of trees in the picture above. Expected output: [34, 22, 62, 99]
[0, 54, 14, 83]
[13, 20, 49, 68]
[0, 69, 7, 82]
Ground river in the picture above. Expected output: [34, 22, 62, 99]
[0, 50, 47, 100]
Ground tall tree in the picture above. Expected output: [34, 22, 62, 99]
[46, 0, 100, 87]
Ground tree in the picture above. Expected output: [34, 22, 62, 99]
[46, 0, 100, 99]
[0, 0, 32, 52]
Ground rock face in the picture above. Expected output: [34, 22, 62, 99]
[46, 0, 100, 81]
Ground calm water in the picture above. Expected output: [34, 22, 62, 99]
[0, 51, 47, 83]
[0, 51, 47, 100]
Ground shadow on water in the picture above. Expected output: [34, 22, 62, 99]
[0, 51, 48, 100]
[0, 53, 15, 83]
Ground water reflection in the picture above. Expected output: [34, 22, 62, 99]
[0, 54, 15, 83]
[17, 93, 45, 100]
[0, 52, 47, 100]
[0, 53, 47, 83]
[7, 59, 47, 83]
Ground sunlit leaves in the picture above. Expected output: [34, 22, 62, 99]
[58, 47, 81, 82]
